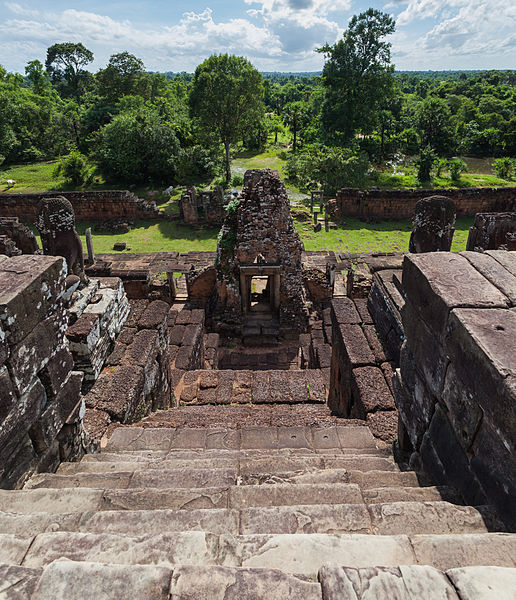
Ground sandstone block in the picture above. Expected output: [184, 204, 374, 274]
[170, 565, 321, 600]
[8, 314, 67, 396]
[331, 297, 361, 324]
[0, 255, 66, 345]
[351, 366, 395, 418]
[32, 560, 172, 599]
[446, 565, 516, 599]
[38, 345, 74, 399]
[338, 324, 375, 367]
[461, 250, 516, 305]
[402, 253, 508, 337]
[446, 307, 516, 447]
[138, 299, 170, 329]
[124, 329, 159, 368]
[0, 564, 41, 598]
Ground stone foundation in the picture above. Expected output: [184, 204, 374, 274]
[395, 250, 516, 529]
[0, 255, 85, 488]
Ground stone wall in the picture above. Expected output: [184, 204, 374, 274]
[332, 187, 516, 221]
[466, 212, 516, 251]
[0, 254, 85, 489]
[328, 297, 397, 441]
[395, 251, 516, 529]
[83, 299, 173, 445]
[0, 191, 160, 223]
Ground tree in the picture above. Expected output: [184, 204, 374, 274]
[96, 52, 147, 103]
[45, 42, 94, 102]
[94, 106, 180, 184]
[189, 54, 264, 181]
[318, 9, 396, 143]
[283, 101, 308, 153]
[25, 60, 51, 95]
[417, 97, 454, 155]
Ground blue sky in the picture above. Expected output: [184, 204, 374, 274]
[0, 1, 515, 73]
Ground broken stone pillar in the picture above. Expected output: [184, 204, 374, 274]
[85, 228, 95, 265]
[324, 206, 329, 232]
[313, 211, 319, 225]
[409, 196, 456, 253]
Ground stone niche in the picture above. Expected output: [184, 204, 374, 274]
[213, 169, 308, 337]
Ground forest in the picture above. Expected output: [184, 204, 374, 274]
[1, 9, 515, 193]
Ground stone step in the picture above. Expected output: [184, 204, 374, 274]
[57, 454, 399, 476]
[29, 561, 322, 600]
[0, 502, 489, 538]
[104, 425, 377, 452]
[0, 483, 364, 514]
[362, 486, 462, 504]
[25, 468, 420, 490]
[319, 565, 516, 600]
[2, 532, 514, 578]
[11, 560, 516, 600]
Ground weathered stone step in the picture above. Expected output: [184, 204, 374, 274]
[0, 483, 364, 514]
[319, 565, 516, 600]
[11, 560, 516, 600]
[3, 532, 514, 578]
[104, 425, 377, 453]
[362, 485, 462, 504]
[0, 502, 488, 538]
[29, 561, 322, 600]
[25, 468, 419, 490]
[57, 454, 399, 475]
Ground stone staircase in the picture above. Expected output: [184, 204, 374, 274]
[1, 423, 515, 598]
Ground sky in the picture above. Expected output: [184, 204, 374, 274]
[0, 0, 515, 74]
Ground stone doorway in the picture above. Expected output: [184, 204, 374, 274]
[240, 265, 281, 318]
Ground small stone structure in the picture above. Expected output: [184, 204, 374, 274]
[214, 169, 308, 338]
[395, 250, 516, 529]
[0, 217, 40, 256]
[466, 212, 516, 251]
[35, 196, 87, 284]
[180, 186, 225, 224]
[0, 254, 85, 488]
[409, 196, 456, 253]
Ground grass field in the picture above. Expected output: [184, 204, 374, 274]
[0, 149, 496, 255]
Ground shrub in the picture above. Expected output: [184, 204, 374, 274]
[176, 145, 220, 185]
[52, 148, 94, 186]
[493, 157, 514, 179]
[415, 146, 437, 183]
[448, 158, 468, 182]
[286, 144, 369, 194]
[231, 173, 244, 187]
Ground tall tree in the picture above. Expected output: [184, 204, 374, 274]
[318, 9, 396, 143]
[96, 52, 147, 103]
[189, 54, 264, 181]
[45, 42, 94, 102]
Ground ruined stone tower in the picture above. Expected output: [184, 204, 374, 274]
[214, 169, 308, 340]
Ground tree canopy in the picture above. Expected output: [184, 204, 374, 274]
[189, 54, 264, 181]
[319, 9, 396, 143]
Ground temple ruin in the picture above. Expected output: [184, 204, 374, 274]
[0, 173, 514, 596]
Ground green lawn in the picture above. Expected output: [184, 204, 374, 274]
[295, 216, 471, 254]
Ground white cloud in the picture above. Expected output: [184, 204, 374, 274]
[0, 5, 286, 71]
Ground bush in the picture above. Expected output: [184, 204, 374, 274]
[285, 144, 369, 194]
[94, 109, 180, 184]
[493, 157, 514, 179]
[448, 158, 468, 182]
[52, 148, 94, 186]
[176, 145, 220, 185]
[415, 146, 437, 183]
[231, 173, 244, 187]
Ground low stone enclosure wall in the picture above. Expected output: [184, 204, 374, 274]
[0, 191, 160, 223]
[332, 187, 516, 220]
[394, 251, 516, 529]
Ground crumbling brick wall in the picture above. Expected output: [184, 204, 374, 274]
[0, 191, 160, 223]
[0, 254, 84, 489]
[332, 187, 516, 221]
[395, 251, 516, 529]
